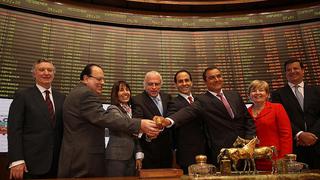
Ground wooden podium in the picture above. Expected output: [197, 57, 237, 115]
[139, 168, 183, 178]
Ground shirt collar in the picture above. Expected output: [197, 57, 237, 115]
[208, 90, 223, 97]
[36, 84, 52, 94]
[179, 93, 193, 101]
[150, 94, 161, 101]
[288, 81, 304, 89]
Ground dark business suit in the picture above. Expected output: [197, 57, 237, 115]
[132, 91, 173, 169]
[168, 90, 256, 166]
[271, 84, 320, 169]
[167, 94, 207, 174]
[105, 105, 143, 177]
[58, 83, 141, 178]
[8, 85, 65, 177]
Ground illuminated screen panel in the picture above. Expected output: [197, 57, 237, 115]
[0, 7, 319, 103]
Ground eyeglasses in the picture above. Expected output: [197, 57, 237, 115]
[146, 82, 161, 87]
[88, 75, 105, 82]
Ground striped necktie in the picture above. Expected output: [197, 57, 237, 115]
[217, 92, 234, 119]
[45, 90, 55, 126]
[294, 85, 304, 111]
[187, 96, 193, 104]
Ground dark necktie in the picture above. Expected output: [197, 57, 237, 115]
[294, 85, 304, 111]
[187, 96, 193, 104]
[45, 90, 55, 126]
[217, 92, 234, 119]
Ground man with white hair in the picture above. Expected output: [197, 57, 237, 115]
[132, 71, 173, 169]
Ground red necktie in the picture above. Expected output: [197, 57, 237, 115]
[45, 90, 55, 126]
[187, 96, 193, 104]
[217, 93, 234, 119]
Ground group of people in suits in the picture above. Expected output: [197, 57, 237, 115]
[7, 58, 320, 179]
[7, 61, 161, 179]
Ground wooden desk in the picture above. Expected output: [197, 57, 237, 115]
[182, 171, 320, 180]
[35, 171, 320, 180]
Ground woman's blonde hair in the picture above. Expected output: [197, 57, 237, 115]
[248, 80, 270, 95]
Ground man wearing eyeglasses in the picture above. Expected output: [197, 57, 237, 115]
[58, 64, 161, 178]
[132, 71, 173, 169]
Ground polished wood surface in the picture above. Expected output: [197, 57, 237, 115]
[125, 0, 266, 5]
[34, 172, 320, 180]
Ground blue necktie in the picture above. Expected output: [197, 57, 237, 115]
[153, 97, 163, 115]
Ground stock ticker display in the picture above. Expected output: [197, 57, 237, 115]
[0, 2, 319, 103]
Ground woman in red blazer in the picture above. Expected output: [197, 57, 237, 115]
[247, 80, 292, 171]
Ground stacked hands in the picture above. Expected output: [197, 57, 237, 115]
[297, 132, 318, 147]
[140, 116, 171, 140]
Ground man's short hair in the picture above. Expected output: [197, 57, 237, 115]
[202, 66, 219, 81]
[143, 71, 163, 87]
[174, 69, 192, 83]
[284, 59, 304, 71]
[31, 59, 55, 73]
[80, 64, 102, 80]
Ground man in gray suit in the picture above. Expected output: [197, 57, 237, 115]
[8, 59, 65, 179]
[58, 64, 160, 178]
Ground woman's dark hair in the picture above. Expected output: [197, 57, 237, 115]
[110, 80, 132, 106]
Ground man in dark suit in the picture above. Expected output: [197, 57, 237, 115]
[132, 71, 173, 169]
[271, 59, 320, 169]
[58, 64, 160, 178]
[8, 59, 66, 179]
[167, 69, 207, 174]
[163, 66, 256, 166]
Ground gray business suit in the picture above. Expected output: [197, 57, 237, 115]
[58, 83, 141, 178]
[8, 85, 65, 177]
[105, 105, 142, 177]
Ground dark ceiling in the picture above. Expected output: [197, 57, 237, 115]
[71, 0, 320, 14]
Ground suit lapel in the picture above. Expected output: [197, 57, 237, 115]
[178, 94, 189, 107]
[31, 86, 53, 127]
[206, 91, 232, 119]
[223, 91, 236, 117]
[284, 85, 303, 113]
[257, 102, 272, 118]
[160, 91, 168, 115]
[143, 91, 161, 115]
[52, 89, 62, 121]
[303, 85, 311, 111]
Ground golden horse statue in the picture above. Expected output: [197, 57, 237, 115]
[217, 137, 258, 174]
[233, 136, 278, 173]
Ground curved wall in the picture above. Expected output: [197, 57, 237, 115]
[0, 1, 319, 103]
